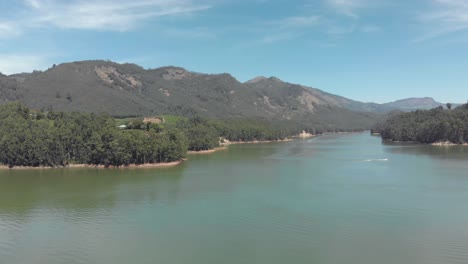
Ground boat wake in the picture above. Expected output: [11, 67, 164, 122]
[364, 158, 389, 162]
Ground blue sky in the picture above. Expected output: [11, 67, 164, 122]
[1, 0, 468, 103]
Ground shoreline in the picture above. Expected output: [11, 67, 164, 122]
[431, 141, 468, 146]
[221, 138, 293, 145]
[187, 146, 228, 154]
[188, 138, 296, 155]
[383, 139, 468, 146]
[0, 160, 185, 170]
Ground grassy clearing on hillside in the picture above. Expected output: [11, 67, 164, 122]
[114, 115, 187, 126]
[160, 115, 188, 124]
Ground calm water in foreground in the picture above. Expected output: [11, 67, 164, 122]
[1, 133, 468, 264]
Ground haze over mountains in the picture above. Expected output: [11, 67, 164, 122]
[0, 60, 452, 129]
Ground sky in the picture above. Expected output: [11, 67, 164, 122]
[0, 0, 468, 103]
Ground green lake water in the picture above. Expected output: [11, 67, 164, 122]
[1, 133, 468, 264]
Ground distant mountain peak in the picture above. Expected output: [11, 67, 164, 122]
[246, 76, 268, 84]
[268, 76, 282, 82]
[246, 76, 283, 84]
[393, 97, 436, 103]
[383, 97, 444, 111]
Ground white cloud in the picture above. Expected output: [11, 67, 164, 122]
[1, 0, 211, 37]
[416, 0, 468, 42]
[0, 54, 51, 75]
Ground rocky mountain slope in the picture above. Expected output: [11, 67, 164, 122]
[244, 76, 395, 113]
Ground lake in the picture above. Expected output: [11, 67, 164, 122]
[1, 133, 468, 264]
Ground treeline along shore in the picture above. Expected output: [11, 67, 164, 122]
[0, 103, 369, 169]
[372, 103, 468, 144]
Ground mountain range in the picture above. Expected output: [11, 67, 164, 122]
[0, 60, 453, 130]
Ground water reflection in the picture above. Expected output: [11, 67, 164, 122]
[0, 167, 185, 218]
[383, 142, 468, 160]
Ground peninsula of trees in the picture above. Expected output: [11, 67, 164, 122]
[0, 103, 301, 168]
[373, 103, 468, 144]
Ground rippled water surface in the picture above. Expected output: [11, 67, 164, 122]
[1, 133, 468, 264]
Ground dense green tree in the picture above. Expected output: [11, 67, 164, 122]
[176, 117, 220, 151]
[374, 104, 468, 144]
[0, 103, 188, 168]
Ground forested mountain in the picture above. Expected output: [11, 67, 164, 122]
[0, 60, 384, 131]
[0, 60, 384, 116]
[373, 104, 468, 144]
[0, 73, 23, 104]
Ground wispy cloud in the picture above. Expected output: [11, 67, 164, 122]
[1, 0, 211, 37]
[231, 14, 321, 45]
[24, 0, 41, 9]
[249, 8, 382, 46]
[0, 54, 52, 74]
[360, 24, 381, 33]
[161, 27, 216, 39]
[271, 15, 321, 29]
[0, 22, 21, 39]
[259, 31, 305, 44]
[326, 0, 367, 18]
[415, 0, 468, 42]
